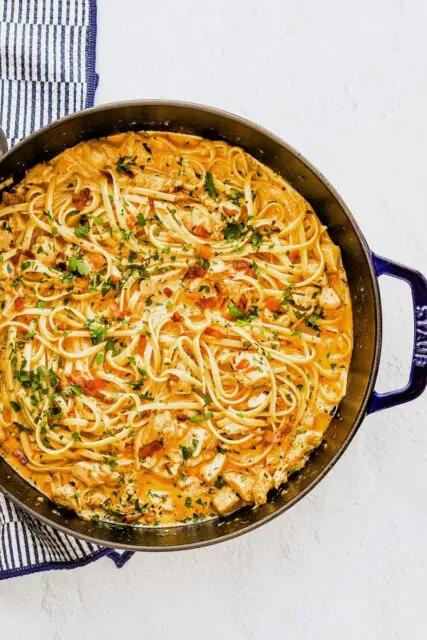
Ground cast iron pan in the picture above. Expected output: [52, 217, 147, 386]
[0, 102, 425, 550]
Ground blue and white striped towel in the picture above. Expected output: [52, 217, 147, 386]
[0, 0, 133, 579]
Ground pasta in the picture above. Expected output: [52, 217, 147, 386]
[0, 131, 352, 526]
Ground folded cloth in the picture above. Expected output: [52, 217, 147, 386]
[0, 0, 133, 579]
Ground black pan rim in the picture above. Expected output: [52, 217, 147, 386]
[0, 100, 382, 551]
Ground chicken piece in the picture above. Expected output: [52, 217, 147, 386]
[224, 470, 255, 502]
[182, 206, 222, 239]
[140, 410, 177, 447]
[134, 173, 173, 191]
[272, 429, 323, 488]
[315, 392, 336, 415]
[233, 351, 269, 388]
[115, 473, 139, 509]
[148, 489, 174, 512]
[152, 449, 182, 480]
[319, 286, 342, 310]
[247, 391, 268, 409]
[201, 453, 226, 483]
[51, 482, 79, 511]
[252, 469, 273, 505]
[305, 261, 328, 287]
[272, 462, 289, 490]
[140, 455, 158, 470]
[140, 279, 159, 299]
[286, 430, 323, 473]
[212, 486, 241, 516]
[71, 461, 120, 487]
[181, 427, 209, 459]
[169, 361, 193, 394]
[185, 277, 215, 298]
[292, 286, 319, 309]
[321, 243, 341, 273]
[85, 491, 107, 508]
[220, 421, 249, 437]
[82, 140, 117, 170]
[209, 259, 227, 274]
[32, 235, 56, 266]
[300, 409, 315, 428]
[177, 475, 202, 493]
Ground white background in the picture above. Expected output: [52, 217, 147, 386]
[1, 1, 427, 638]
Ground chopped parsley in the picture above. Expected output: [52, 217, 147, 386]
[85, 317, 108, 345]
[68, 256, 89, 277]
[229, 189, 244, 206]
[115, 156, 137, 175]
[223, 222, 246, 242]
[214, 476, 225, 489]
[75, 224, 90, 238]
[204, 171, 217, 198]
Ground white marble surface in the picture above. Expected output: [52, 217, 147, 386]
[1, 1, 427, 638]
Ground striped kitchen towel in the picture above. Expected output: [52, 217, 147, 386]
[0, 0, 133, 579]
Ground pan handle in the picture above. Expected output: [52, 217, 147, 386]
[367, 253, 427, 414]
[0, 126, 8, 158]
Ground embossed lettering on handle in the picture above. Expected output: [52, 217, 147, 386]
[415, 305, 427, 367]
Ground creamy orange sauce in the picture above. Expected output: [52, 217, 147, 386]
[0, 132, 352, 526]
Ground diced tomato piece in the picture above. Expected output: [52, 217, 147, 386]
[265, 297, 282, 312]
[139, 439, 162, 458]
[237, 294, 247, 311]
[233, 260, 249, 271]
[172, 311, 182, 322]
[192, 224, 211, 238]
[72, 188, 91, 211]
[14, 297, 25, 312]
[186, 266, 207, 279]
[135, 335, 147, 354]
[111, 302, 128, 319]
[163, 287, 173, 298]
[204, 327, 225, 338]
[169, 373, 178, 382]
[236, 358, 249, 370]
[176, 413, 187, 421]
[198, 296, 218, 310]
[82, 378, 107, 396]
